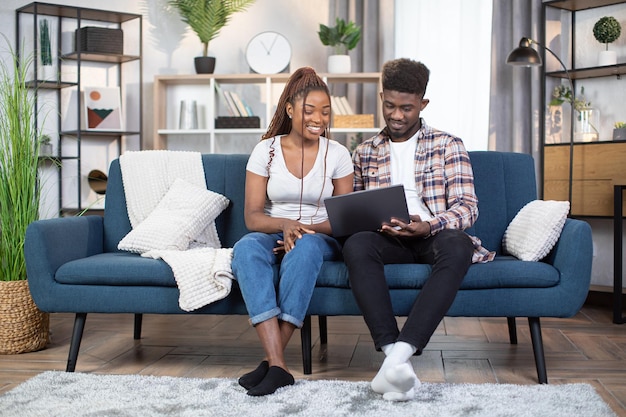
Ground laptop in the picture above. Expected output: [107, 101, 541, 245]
[324, 185, 410, 237]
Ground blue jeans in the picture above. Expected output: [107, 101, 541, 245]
[232, 232, 342, 328]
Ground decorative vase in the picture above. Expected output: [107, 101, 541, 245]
[39, 142, 53, 156]
[327, 55, 351, 73]
[0, 280, 49, 354]
[574, 108, 600, 142]
[194, 56, 216, 74]
[598, 50, 617, 66]
[39, 65, 55, 82]
[613, 127, 626, 141]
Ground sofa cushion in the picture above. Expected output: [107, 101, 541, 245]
[56, 253, 176, 286]
[118, 178, 229, 253]
[315, 256, 559, 290]
[502, 200, 570, 261]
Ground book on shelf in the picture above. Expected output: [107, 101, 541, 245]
[229, 91, 252, 117]
[331, 95, 354, 115]
[339, 96, 354, 115]
[222, 91, 241, 116]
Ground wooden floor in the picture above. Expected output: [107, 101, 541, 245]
[1, 298, 625, 416]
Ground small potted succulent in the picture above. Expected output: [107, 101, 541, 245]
[318, 17, 362, 73]
[39, 134, 53, 156]
[593, 16, 621, 66]
[613, 121, 626, 141]
[169, 0, 255, 74]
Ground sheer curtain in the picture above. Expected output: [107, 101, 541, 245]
[328, 0, 393, 117]
[394, 0, 493, 151]
[489, 0, 542, 161]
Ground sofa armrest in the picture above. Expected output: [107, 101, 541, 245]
[545, 218, 593, 315]
[25, 216, 104, 309]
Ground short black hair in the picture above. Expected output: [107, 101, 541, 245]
[381, 58, 430, 97]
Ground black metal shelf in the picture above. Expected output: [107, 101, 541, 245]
[17, 2, 142, 216]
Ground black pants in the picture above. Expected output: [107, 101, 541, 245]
[342, 229, 474, 354]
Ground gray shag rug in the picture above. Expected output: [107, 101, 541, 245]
[0, 371, 616, 417]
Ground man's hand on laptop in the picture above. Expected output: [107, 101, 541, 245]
[380, 215, 431, 238]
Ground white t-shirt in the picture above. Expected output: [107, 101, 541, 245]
[246, 136, 353, 224]
[389, 134, 433, 221]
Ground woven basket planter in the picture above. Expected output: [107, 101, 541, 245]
[0, 280, 49, 354]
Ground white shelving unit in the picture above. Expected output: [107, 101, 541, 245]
[152, 73, 382, 153]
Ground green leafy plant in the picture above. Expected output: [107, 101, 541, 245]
[550, 85, 591, 112]
[593, 16, 621, 50]
[615, 121, 626, 129]
[551, 85, 599, 137]
[0, 39, 43, 281]
[169, 0, 255, 57]
[318, 17, 362, 55]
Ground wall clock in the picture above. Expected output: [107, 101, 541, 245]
[246, 31, 292, 74]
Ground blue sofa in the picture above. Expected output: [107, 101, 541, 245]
[24, 151, 593, 383]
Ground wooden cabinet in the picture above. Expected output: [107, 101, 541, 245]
[16, 2, 142, 215]
[541, 0, 626, 217]
[544, 143, 626, 216]
[151, 73, 382, 153]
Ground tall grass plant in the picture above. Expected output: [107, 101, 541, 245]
[0, 39, 42, 281]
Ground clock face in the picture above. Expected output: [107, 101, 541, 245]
[246, 32, 292, 74]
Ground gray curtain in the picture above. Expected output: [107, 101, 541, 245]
[489, 0, 542, 182]
[328, 0, 392, 117]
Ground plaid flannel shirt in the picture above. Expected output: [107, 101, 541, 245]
[352, 119, 495, 263]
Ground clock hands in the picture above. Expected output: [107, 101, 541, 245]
[260, 33, 279, 55]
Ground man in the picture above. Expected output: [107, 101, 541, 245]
[342, 58, 494, 401]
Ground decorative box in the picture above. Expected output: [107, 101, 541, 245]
[215, 116, 260, 129]
[333, 114, 375, 128]
[75, 27, 123, 55]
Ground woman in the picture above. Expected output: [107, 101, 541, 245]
[231, 67, 353, 396]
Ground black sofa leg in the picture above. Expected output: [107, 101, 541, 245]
[319, 315, 328, 345]
[66, 313, 87, 372]
[301, 315, 312, 375]
[528, 317, 548, 384]
[134, 314, 143, 340]
[507, 317, 518, 344]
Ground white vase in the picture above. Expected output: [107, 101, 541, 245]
[598, 50, 617, 66]
[574, 108, 600, 143]
[327, 55, 351, 73]
[40, 65, 55, 82]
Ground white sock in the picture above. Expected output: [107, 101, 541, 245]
[383, 374, 422, 402]
[387, 341, 417, 363]
[381, 343, 394, 356]
[371, 342, 418, 395]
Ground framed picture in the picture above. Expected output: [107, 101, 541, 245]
[83, 86, 123, 130]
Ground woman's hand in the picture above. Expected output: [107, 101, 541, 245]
[273, 220, 315, 253]
[380, 214, 431, 238]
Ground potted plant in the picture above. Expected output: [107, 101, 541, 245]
[593, 16, 621, 66]
[613, 121, 626, 141]
[551, 84, 599, 142]
[0, 40, 49, 354]
[318, 17, 362, 73]
[169, 0, 255, 74]
[39, 134, 53, 156]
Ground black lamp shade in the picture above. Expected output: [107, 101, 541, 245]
[506, 38, 542, 66]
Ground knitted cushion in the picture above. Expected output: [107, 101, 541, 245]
[118, 178, 229, 253]
[502, 200, 570, 261]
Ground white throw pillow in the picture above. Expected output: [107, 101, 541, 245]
[502, 200, 570, 262]
[118, 178, 229, 254]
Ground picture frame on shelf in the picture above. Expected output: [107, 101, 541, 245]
[83, 86, 123, 131]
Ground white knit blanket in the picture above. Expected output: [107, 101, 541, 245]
[119, 150, 233, 311]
